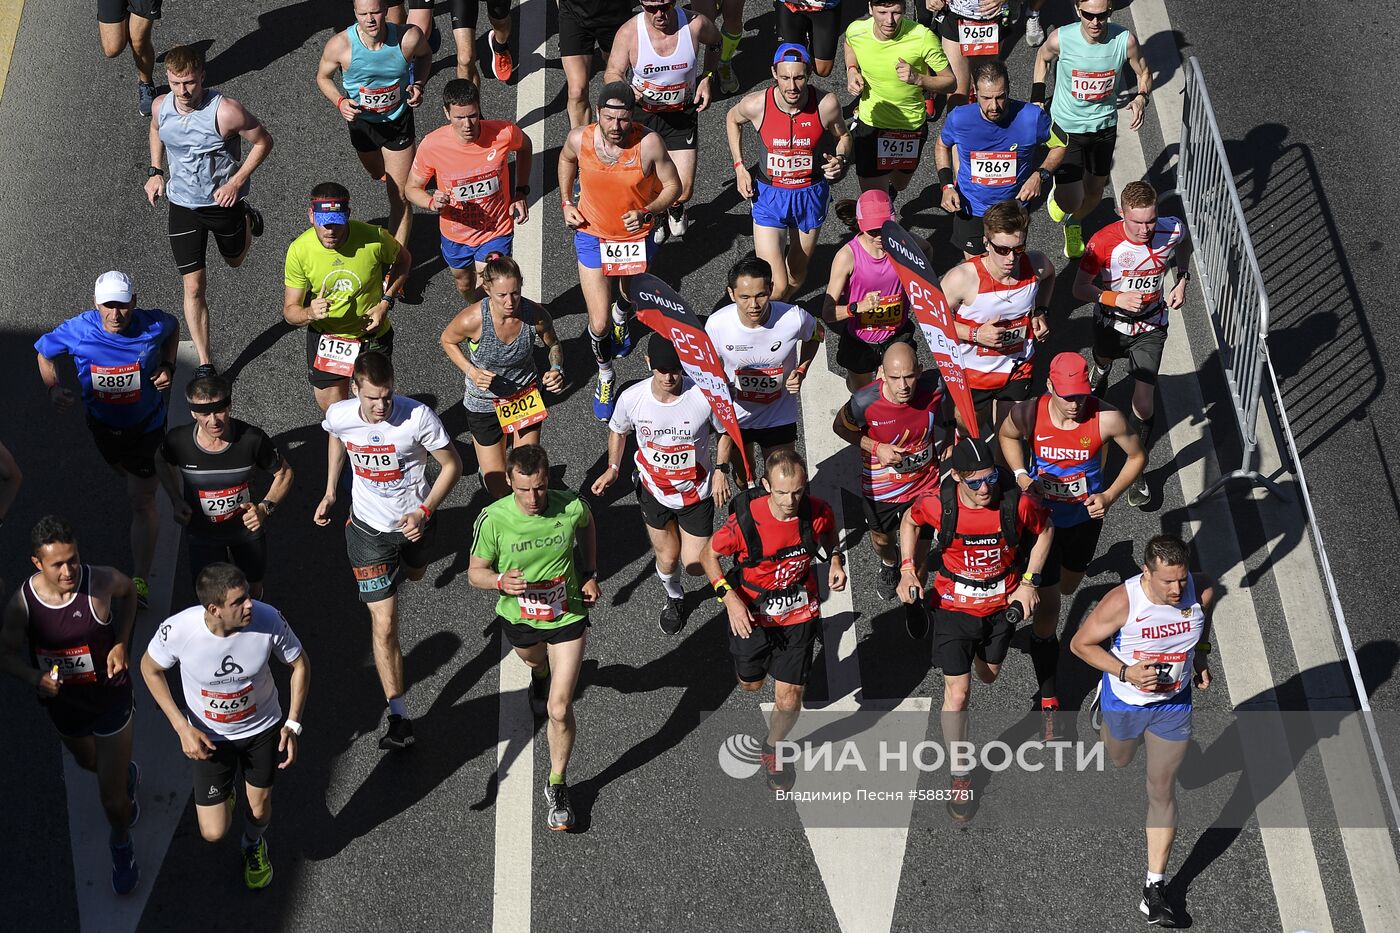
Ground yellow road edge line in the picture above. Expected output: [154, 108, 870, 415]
[0, 0, 23, 109]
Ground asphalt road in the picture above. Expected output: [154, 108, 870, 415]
[0, 1, 1389, 931]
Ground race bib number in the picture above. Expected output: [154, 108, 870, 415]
[1121, 271, 1164, 304]
[953, 575, 1006, 601]
[451, 174, 501, 203]
[359, 83, 402, 113]
[642, 441, 699, 481]
[600, 238, 647, 277]
[493, 383, 548, 434]
[639, 80, 687, 111]
[766, 150, 814, 185]
[876, 130, 921, 172]
[757, 587, 815, 625]
[1070, 69, 1115, 102]
[36, 645, 97, 685]
[198, 484, 251, 523]
[518, 577, 568, 622]
[975, 317, 1030, 356]
[347, 443, 404, 482]
[201, 683, 256, 724]
[892, 442, 934, 477]
[1039, 470, 1089, 502]
[90, 363, 141, 404]
[858, 294, 906, 329]
[957, 18, 999, 56]
[313, 333, 361, 377]
[734, 366, 784, 403]
[969, 150, 1016, 187]
[1132, 650, 1188, 693]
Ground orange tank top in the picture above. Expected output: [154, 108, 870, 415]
[578, 123, 662, 241]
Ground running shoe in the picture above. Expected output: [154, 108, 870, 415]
[138, 81, 156, 118]
[1126, 475, 1151, 509]
[490, 36, 513, 82]
[876, 562, 899, 601]
[717, 61, 739, 96]
[1140, 880, 1179, 926]
[1088, 680, 1104, 733]
[1039, 696, 1061, 743]
[659, 595, 686, 635]
[611, 311, 634, 357]
[133, 577, 150, 610]
[1089, 361, 1111, 397]
[592, 375, 618, 422]
[111, 837, 140, 895]
[378, 714, 415, 750]
[245, 201, 264, 238]
[242, 838, 273, 890]
[947, 774, 977, 823]
[543, 782, 575, 831]
[127, 760, 141, 828]
[1024, 11, 1045, 46]
[529, 669, 550, 719]
[761, 748, 796, 792]
[667, 205, 689, 240]
[904, 601, 929, 640]
[1063, 221, 1085, 259]
[1046, 183, 1067, 223]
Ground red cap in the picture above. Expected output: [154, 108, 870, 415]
[1049, 352, 1092, 396]
[855, 189, 893, 231]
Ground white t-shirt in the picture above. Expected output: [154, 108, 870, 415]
[609, 378, 723, 510]
[322, 395, 453, 533]
[146, 601, 303, 741]
[704, 301, 819, 430]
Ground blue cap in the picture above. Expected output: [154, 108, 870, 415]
[311, 196, 349, 227]
[772, 43, 811, 66]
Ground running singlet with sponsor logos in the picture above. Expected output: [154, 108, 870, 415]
[1029, 394, 1106, 528]
[939, 100, 1051, 216]
[284, 220, 400, 338]
[908, 489, 1048, 616]
[630, 8, 699, 113]
[159, 420, 282, 543]
[23, 566, 131, 719]
[755, 87, 828, 189]
[841, 236, 910, 344]
[471, 490, 592, 629]
[577, 123, 662, 242]
[1105, 572, 1205, 705]
[844, 17, 949, 131]
[34, 308, 177, 430]
[710, 495, 834, 627]
[953, 254, 1039, 390]
[843, 371, 947, 502]
[321, 395, 453, 534]
[145, 601, 303, 741]
[412, 121, 526, 247]
[608, 379, 723, 509]
[705, 301, 820, 429]
[1081, 218, 1185, 336]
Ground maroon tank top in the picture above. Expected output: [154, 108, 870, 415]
[23, 566, 130, 713]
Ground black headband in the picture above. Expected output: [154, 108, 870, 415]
[188, 398, 231, 414]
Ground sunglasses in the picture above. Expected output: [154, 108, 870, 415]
[1079, 8, 1112, 22]
[986, 241, 1027, 257]
[962, 468, 1000, 491]
[642, 1, 675, 10]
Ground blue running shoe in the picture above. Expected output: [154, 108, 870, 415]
[592, 376, 617, 422]
[111, 838, 140, 895]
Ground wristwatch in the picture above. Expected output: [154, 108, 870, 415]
[1021, 571, 1042, 587]
[147, 166, 165, 178]
[1037, 168, 1052, 185]
[640, 211, 655, 225]
[515, 185, 531, 198]
[259, 499, 278, 516]
[382, 295, 397, 311]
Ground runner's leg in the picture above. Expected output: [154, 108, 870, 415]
[544, 632, 587, 778]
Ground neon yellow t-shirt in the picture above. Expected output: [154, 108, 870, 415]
[283, 220, 399, 337]
[845, 18, 949, 130]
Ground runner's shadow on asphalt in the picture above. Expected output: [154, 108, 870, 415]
[649, 184, 754, 290]
[222, 319, 297, 384]
[199, 2, 346, 87]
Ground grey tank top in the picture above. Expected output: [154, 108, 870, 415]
[463, 297, 541, 413]
[158, 89, 245, 208]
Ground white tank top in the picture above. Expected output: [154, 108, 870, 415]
[953, 255, 1037, 379]
[632, 9, 697, 112]
[1106, 573, 1205, 706]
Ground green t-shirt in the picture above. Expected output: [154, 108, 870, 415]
[283, 220, 399, 338]
[471, 490, 592, 629]
[844, 18, 949, 131]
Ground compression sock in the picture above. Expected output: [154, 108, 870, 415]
[387, 695, 408, 718]
[241, 817, 269, 849]
[531, 663, 550, 680]
[1132, 412, 1156, 453]
[1028, 632, 1060, 703]
[549, 771, 566, 785]
[612, 294, 633, 323]
[657, 564, 684, 599]
[720, 30, 741, 64]
[589, 325, 615, 368]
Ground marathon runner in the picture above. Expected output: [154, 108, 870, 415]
[156, 374, 294, 600]
[844, 0, 954, 196]
[97, 0, 161, 115]
[822, 190, 922, 392]
[559, 0, 636, 128]
[558, 82, 681, 422]
[469, 444, 600, 831]
[317, 0, 430, 249]
[939, 200, 1055, 437]
[315, 352, 462, 750]
[1073, 180, 1192, 508]
[726, 43, 851, 301]
[440, 255, 565, 499]
[140, 563, 310, 891]
[0, 517, 141, 894]
[700, 450, 845, 791]
[1033, 0, 1151, 258]
[770, 0, 842, 77]
[390, 0, 514, 83]
[407, 79, 532, 300]
[935, 59, 1059, 259]
[592, 334, 731, 635]
[926, 0, 1007, 109]
[36, 271, 179, 608]
[833, 342, 949, 602]
[604, 0, 720, 242]
[706, 257, 823, 470]
[145, 44, 271, 376]
[897, 437, 1051, 821]
[1069, 533, 1215, 927]
[996, 351, 1145, 738]
[282, 183, 413, 413]
[693, 0, 745, 93]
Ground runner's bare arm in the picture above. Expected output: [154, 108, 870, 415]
[578, 501, 601, 605]
[1124, 33, 1152, 130]
[217, 98, 273, 190]
[144, 100, 167, 203]
[1071, 262, 1102, 305]
[1032, 26, 1060, 87]
[1069, 583, 1130, 674]
[283, 650, 310, 726]
[1098, 407, 1146, 506]
[262, 454, 296, 515]
[822, 246, 855, 323]
[591, 430, 629, 495]
[440, 303, 485, 380]
[511, 134, 534, 224]
[695, 14, 722, 79]
[383, 243, 413, 300]
[643, 135, 683, 214]
[998, 401, 1033, 478]
[0, 591, 45, 690]
[536, 308, 566, 389]
[725, 93, 761, 196]
[558, 129, 586, 226]
[897, 506, 927, 602]
[282, 285, 320, 327]
[423, 444, 463, 514]
[317, 33, 354, 113]
[601, 19, 635, 85]
[91, 567, 137, 676]
[406, 169, 438, 211]
[314, 435, 347, 523]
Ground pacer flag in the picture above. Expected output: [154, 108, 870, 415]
[880, 220, 980, 437]
[628, 275, 753, 482]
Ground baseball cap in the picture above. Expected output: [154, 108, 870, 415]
[311, 196, 349, 227]
[856, 189, 893, 231]
[94, 270, 133, 305]
[773, 43, 811, 66]
[950, 436, 996, 473]
[597, 81, 636, 112]
[647, 333, 683, 372]
[1048, 352, 1092, 397]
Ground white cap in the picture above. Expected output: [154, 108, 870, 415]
[94, 270, 133, 305]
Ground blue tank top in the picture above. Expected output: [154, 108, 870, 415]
[1027, 394, 1105, 528]
[342, 21, 410, 123]
[157, 89, 245, 208]
[940, 99, 1052, 217]
[34, 308, 178, 429]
